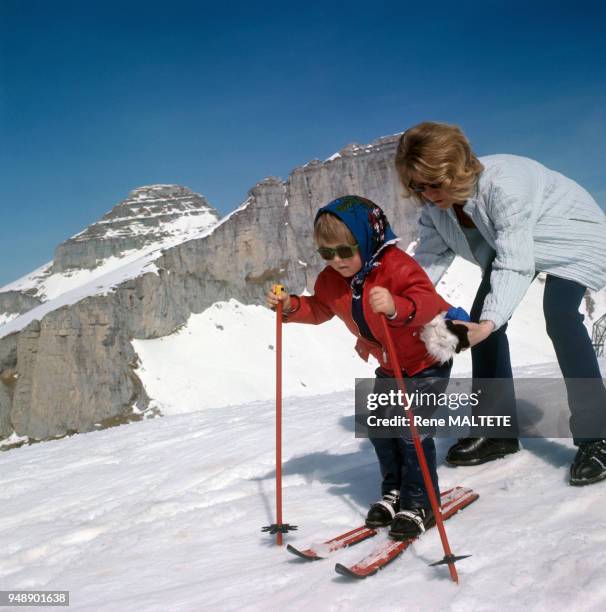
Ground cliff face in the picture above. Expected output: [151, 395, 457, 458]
[160, 135, 418, 304]
[0, 134, 421, 441]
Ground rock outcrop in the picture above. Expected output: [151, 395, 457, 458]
[0, 291, 43, 320]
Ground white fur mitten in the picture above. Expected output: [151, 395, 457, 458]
[420, 313, 470, 363]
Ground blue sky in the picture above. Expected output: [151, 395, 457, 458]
[1, 0, 605, 286]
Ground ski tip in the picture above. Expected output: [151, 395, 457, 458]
[334, 562, 367, 579]
[286, 544, 321, 560]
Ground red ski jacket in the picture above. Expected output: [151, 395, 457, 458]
[284, 246, 451, 376]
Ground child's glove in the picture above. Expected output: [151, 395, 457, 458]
[446, 306, 470, 322]
[444, 306, 471, 354]
[420, 307, 471, 363]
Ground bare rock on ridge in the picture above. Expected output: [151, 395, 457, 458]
[52, 185, 220, 273]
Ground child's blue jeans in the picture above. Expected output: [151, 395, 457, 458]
[369, 360, 452, 509]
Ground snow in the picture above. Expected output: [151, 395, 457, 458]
[0, 313, 19, 326]
[2, 249, 606, 608]
[133, 300, 378, 414]
[6, 252, 150, 302]
[0, 262, 54, 295]
[2, 376, 606, 609]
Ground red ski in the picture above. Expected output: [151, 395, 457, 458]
[286, 487, 468, 561]
[286, 525, 378, 560]
[334, 486, 478, 579]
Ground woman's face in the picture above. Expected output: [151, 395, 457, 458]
[409, 172, 457, 209]
[319, 241, 363, 277]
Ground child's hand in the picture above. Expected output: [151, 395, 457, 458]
[266, 287, 292, 313]
[368, 287, 396, 317]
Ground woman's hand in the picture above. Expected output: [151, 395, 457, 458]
[368, 286, 396, 317]
[266, 287, 292, 313]
[451, 320, 495, 347]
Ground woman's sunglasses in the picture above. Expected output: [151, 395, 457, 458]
[317, 244, 359, 261]
[408, 180, 442, 193]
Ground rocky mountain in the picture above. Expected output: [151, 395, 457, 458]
[0, 134, 604, 444]
[0, 185, 219, 323]
[0, 134, 420, 441]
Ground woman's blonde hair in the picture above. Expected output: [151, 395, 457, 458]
[314, 212, 356, 246]
[395, 122, 484, 203]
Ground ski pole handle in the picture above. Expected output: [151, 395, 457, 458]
[272, 284, 286, 297]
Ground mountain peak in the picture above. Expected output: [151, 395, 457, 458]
[53, 185, 220, 272]
[126, 184, 195, 200]
[0, 185, 220, 311]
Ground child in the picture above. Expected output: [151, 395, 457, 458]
[266, 195, 466, 539]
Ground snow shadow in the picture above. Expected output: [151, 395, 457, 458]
[255, 413, 385, 514]
[505, 398, 576, 471]
[255, 445, 379, 516]
[254, 415, 468, 521]
[516, 398, 573, 439]
[520, 437, 576, 470]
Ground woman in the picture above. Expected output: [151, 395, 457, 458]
[395, 121, 606, 486]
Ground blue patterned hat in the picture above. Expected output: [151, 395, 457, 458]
[315, 195, 399, 298]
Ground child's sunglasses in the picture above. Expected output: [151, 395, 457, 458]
[408, 180, 442, 193]
[317, 244, 359, 261]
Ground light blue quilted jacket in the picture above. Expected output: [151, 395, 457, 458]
[414, 154, 606, 330]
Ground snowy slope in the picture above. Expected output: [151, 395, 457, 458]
[1, 384, 606, 611]
[133, 300, 378, 415]
[2, 255, 606, 609]
[133, 257, 605, 416]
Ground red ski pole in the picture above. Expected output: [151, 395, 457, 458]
[262, 284, 297, 544]
[380, 316, 462, 583]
